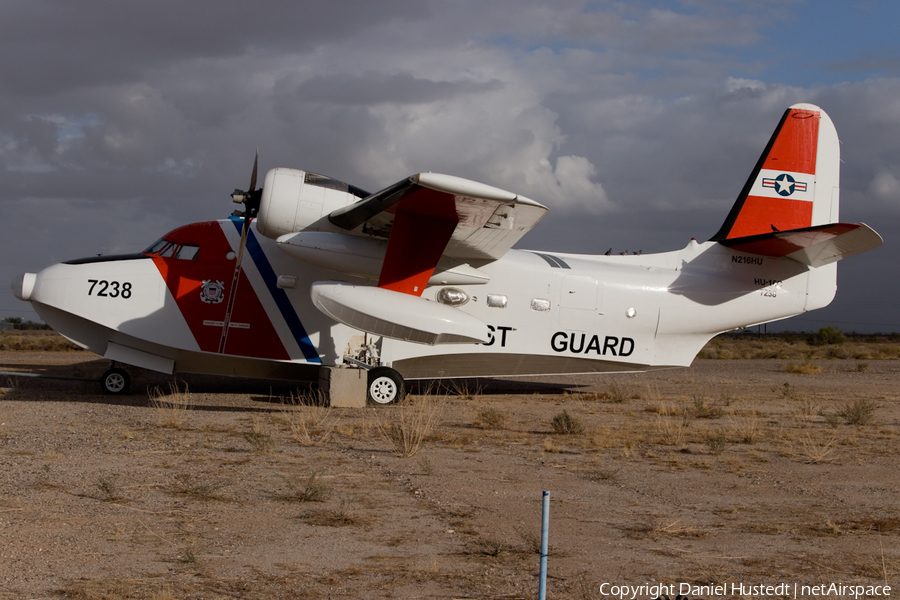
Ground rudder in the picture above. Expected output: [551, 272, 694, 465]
[711, 103, 839, 241]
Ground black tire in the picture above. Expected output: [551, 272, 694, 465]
[367, 367, 405, 405]
[101, 368, 130, 395]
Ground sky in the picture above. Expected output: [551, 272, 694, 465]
[1, 0, 899, 333]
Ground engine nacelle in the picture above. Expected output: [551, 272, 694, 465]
[256, 168, 368, 240]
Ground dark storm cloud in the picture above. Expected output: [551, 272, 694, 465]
[293, 73, 504, 106]
[0, 0, 429, 94]
[0, 1, 896, 331]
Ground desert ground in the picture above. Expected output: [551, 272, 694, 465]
[0, 334, 898, 599]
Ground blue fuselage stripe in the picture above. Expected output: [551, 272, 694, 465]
[232, 219, 320, 363]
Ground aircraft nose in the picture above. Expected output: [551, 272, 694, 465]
[12, 272, 37, 301]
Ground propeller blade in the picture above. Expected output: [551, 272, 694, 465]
[249, 151, 258, 194]
[219, 152, 260, 353]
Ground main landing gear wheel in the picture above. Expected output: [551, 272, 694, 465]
[367, 367, 405, 405]
[101, 367, 130, 395]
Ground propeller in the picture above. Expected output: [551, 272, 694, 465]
[230, 152, 262, 219]
[219, 153, 262, 354]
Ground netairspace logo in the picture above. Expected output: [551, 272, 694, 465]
[596, 582, 892, 599]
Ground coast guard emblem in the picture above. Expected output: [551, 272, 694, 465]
[200, 280, 225, 304]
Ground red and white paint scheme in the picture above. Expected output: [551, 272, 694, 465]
[12, 104, 883, 402]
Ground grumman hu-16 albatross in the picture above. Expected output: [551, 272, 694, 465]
[12, 104, 883, 402]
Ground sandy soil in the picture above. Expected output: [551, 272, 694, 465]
[0, 352, 898, 599]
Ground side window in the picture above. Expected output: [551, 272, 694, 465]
[486, 294, 508, 308]
[158, 243, 178, 258]
[531, 298, 551, 312]
[175, 245, 200, 260]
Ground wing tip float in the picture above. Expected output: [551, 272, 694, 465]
[311, 281, 490, 345]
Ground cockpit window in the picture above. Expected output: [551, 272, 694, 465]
[144, 239, 201, 260]
[144, 238, 169, 254]
[175, 244, 200, 260]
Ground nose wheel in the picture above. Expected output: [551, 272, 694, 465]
[367, 367, 405, 405]
[101, 367, 131, 395]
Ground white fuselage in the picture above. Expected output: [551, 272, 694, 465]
[16, 219, 830, 381]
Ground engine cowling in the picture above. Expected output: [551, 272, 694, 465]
[255, 168, 368, 239]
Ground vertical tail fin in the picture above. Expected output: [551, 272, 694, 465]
[711, 103, 839, 241]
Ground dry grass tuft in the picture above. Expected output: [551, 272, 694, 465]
[448, 379, 484, 401]
[299, 496, 366, 527]
[690, 396, 725, 419]
[836, 515, 900, 533]
[58, 579, 194, 600]
[282, 394, 338, 446]
[580, 464, 622, 482]
[655, 415, 692, 446]
[170, 473, 228, 500]
[647, 400, 678, 415]
[278, 471, 332, 503]
[514, 526, 543, 554]
[375, 394, 443, 457]
[542, 436, 561, 453]
[784, 360, 822, 374]
[471, 536, 516, 557]
[0, 330, 83, 352]
[605, 381, 631, 403]
[728, 416, 762, 444]
[703, 429, 728, 454]
[474, 406, 507, 430]
[777, 381, 801, 400]
[148, 382, 193, 429]
[244, 415, 276, 454]
[788, 397, 821, 423]
[95, 475, 122, 502]
[700, 332, 900, 360]
[652, 519, 704, 538]
[787, 431, 841, 464]
[151, 588, 180, 600]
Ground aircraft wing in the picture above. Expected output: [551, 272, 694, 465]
[718, 222, 883, 267]
[326, 173, 548, 296]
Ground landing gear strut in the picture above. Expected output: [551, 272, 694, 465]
[366, 367, 405, 405]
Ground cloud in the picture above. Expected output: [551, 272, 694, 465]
[0, 1, 429, 95]
[870, 170, 900, 202]
[0, 1, 896, 331]
[524, 155, 612, 213]
[294, 73, 504, 106]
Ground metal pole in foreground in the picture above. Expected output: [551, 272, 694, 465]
[539, 490, 550, 600]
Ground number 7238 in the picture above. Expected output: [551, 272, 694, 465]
[87, 279, 132, 299]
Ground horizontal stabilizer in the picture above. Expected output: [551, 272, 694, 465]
[718, 222, 882, 267]
[310, 282, 489, 345]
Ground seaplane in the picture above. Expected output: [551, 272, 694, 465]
[12, 104, 882, 403]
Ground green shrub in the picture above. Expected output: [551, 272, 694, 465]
[551, 410, 584, 435]
[809, 326, 846, 346]
[837, 399, 876, 426]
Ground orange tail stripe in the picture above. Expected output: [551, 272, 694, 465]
[762, 108, 819, 175]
